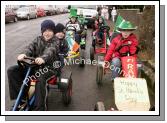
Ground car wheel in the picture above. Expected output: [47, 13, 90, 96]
[27, 15, 30, 20]
[14, 16, 18, 22]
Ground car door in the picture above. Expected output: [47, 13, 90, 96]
[11, 9, 15, 20]
[33, 8, 37, 18]
[31, 8, 36, 18]
[29, 8, 33, 18]
[5, 9, 9, 22]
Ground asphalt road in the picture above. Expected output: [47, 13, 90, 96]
[5, 14, 115, 111]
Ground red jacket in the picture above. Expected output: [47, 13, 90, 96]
[104, 33, 138, 61]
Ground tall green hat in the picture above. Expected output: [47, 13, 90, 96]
[114, 15, 124, 32]
[117, 20, 137, 31]
[69, 8, 78, 18]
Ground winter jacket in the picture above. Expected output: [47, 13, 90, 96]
[22, 36, 59, 66]
[66, 21, 83, 34]
[58, 38, 69, 56]
[104, 33, 138, 61]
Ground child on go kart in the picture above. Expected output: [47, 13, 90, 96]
[7, 19, 60, 111]
[94, 16, 108, 44]
[104, 20, 139, 80]
[66, 14, 81, 45]
[55, 23, 69, 68]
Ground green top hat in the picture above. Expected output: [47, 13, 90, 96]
[117, 20, 137, 31]
[114, 15, 124, 32]
[69, 8, 78, 18]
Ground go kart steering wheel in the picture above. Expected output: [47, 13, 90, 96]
[17, 57, 37, 67]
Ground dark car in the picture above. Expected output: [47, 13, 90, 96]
[5, 8, 18, 23]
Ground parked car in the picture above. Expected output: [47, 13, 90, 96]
[71, 5, 98, 27]
[56, 8, 61, 15]
[37, 7, 46, 17]
[53, 6, 57, 15]
[16, 7, 37, 20]
[59, 8, 64, 14]
[37, 5, 55, 16]
[5, 8, 18, 23]
[63, 8, 69, 13]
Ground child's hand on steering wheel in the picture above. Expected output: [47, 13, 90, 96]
[104, 61, 110, 68]
[104, 61, 110, 74]
[17, 54, 27, 61]
[35, 57, 45, 65]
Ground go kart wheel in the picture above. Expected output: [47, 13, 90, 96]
[94, 102, 105, 111]
[79, 48, 85, 67]
[45, 85, 50, 111]
[90, 47, 95, 61]
[62, 77, 72, 105]
[138, 68, 142, 78]
[137, 62, 142, 78]
[96, 65, 104, 85]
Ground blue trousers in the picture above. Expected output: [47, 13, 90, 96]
[110, 57, 121, 80]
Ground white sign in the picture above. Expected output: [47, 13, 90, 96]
[114, 78, 150, 111]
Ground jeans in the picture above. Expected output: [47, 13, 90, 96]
[110, 57, 121, 80]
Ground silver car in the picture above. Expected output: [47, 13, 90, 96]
[16, 7, 37, 20]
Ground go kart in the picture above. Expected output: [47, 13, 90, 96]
[94, 44, 152, 111]
[12, 57, 72, 111]
[66, 24, 86, 67]
[90, 25, 110, 61]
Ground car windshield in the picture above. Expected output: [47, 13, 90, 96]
[17, 7, 28, 12]
[72, 5, 96, 9]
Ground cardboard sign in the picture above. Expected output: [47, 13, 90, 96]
[114, 78, 150, 111]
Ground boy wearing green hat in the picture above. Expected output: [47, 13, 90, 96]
[67, 8, 79, 25]
[104, 20, 139, 80]
[66, 8, 82, 45]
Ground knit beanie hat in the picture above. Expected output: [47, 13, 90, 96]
[41, 20, 56, 34]
[55, 23, 66, 34]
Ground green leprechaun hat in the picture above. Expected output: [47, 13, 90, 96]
[114, 15, 124, 32]
[69, 8, 78, 18]
[117, 20, 137, 31]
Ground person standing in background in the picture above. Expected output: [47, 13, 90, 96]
[111, 6, 117, 23]
[101, 6, 109, 20]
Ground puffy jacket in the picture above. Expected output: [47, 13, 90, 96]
[104, 33, 138, 61]
[22, 36, 59, 66]
[58, 38, 69, 55]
